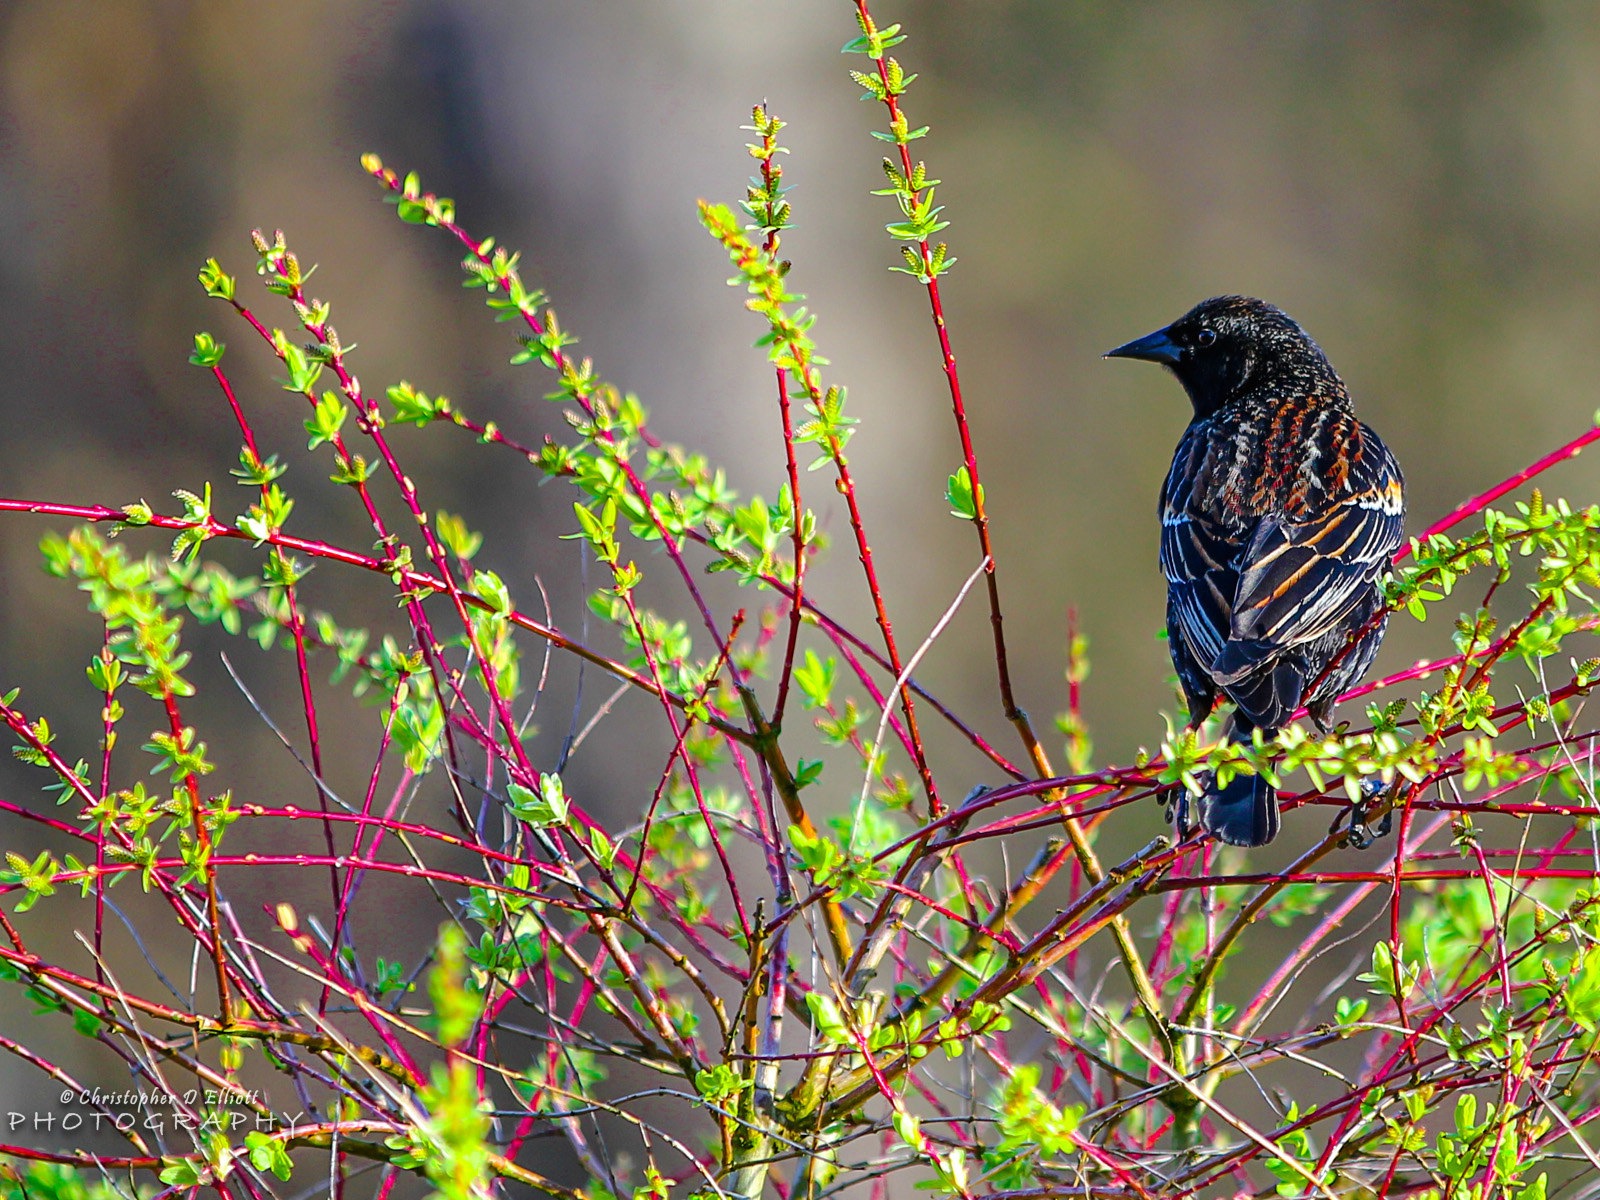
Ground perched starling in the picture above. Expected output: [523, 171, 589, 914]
[1107, 296, 1405, 846]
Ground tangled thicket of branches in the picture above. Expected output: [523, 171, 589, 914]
[4, 5, 1600, 1199]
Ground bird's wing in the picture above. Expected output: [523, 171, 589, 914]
[1161, 510, 1235, 669]
[1217, 427, 1404, 678]
[1159, 425, 1240, 695]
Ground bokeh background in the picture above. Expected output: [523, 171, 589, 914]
[2, 0, 1599, 1170]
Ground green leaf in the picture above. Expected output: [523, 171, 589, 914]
[471, 569, 511, 616]
[805, 990, 850, 1043]
[794, 650, 836, 709]
[198, 258, 236, 301]
[245, 1131, 294, 1181]
[436, 511, 484, 560]
[159, 1159, 205, 1188]
[428, 922, 482, 1048]
[693, 1064, 750, 1105]
[508, 773, 569, 828]
[305, 390, 348, 451]
[946, 465, 981, 520]
[189, 332, 226, 367]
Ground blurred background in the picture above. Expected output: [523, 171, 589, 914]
[2, 0, 1599, 1166]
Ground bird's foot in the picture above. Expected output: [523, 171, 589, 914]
[1161, 780, 1201, 842]
[1334, 778, 1393, 849]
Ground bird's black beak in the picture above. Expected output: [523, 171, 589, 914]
[1105, 327, 1183, 366]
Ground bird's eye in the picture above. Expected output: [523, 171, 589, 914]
[1196, 328, 1218, 348]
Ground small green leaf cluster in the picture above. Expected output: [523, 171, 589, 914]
[0, 1160, 145, 1200]
[386, 379, 450, 426]
[243, 1131, 293, 1182]
[848, 58, 915, 104]
[169, 484, 218, 565]
[1260, 1103, 1326, 1198]
[741, 104, 792, 236]
[77, 782, 183, 893]
[1432, 1093, 1550, 1200]
[7, 705, 88, 807]
[189, 330, 226, 367]
[1359, 940, 1420, 1003]
[590, 593, 712, 700]
[700, 201, 857, 474]
[374, 931, 502, 1191]
[43, 528, 198, 700]
[197, 256, 236, 302]
[1392, 492, 1600, 638]
[0, 849, 64, 913]
[945, 465, 980, 520]
[364, 155, 458, 228]
[464, 860, 541, 933]
[937, 1000, 1011, 1061]
[230, 443, 287, 487]
[787, 823, 886, 902]
[507, 773, 569, 829]
[875, 160, 951, 271]
[705, 489, 811, 588]
[693, 1062, 751, 1106]
[983, 1064, 1085, 1190]
[843, 15, 956, 284]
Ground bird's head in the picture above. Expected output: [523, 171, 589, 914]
[1105, 296, 1339, 419]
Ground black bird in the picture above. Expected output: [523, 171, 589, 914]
[1107, 296, 1405, 846]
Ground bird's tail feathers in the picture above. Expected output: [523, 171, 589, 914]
[1170, 722, 1282, 847]
[1211, 639, 1272, 685]
[1217, 651, 1306, 731]
[1196, 767, 1280, 846]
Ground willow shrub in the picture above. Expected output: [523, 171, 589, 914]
[3, 6, 1600, 1200]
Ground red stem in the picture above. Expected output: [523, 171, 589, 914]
[1399, 419, 1600, 560]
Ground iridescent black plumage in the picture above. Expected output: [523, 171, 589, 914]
[1108, 296, 1405, 846]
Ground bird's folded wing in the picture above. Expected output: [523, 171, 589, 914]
[1159, 421, 1243, 673]
[1160, 509, 1236, 671]
[1221, 461, 1404, 674]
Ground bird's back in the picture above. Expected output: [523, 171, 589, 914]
[1161, 386, 1404, 729]
[1167, 390, 1375, 522]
